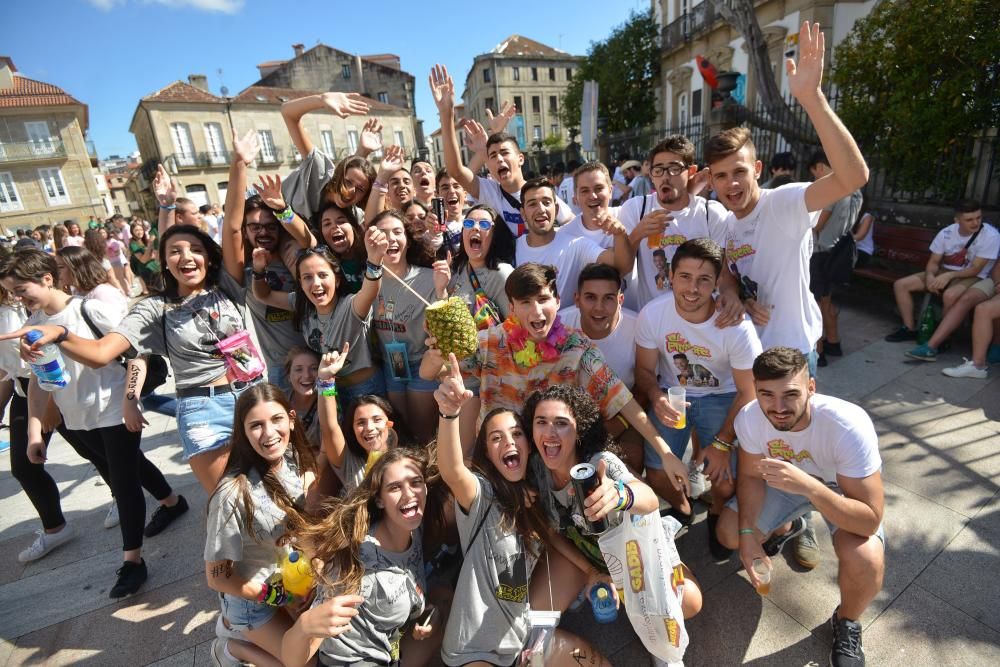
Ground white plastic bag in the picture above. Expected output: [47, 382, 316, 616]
[598, 512, 688, 665]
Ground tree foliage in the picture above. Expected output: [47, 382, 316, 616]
[560, 9, 661, 134]
[832, 0, 1000, 196]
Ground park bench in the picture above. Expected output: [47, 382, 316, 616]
[853, 223, 937, 283]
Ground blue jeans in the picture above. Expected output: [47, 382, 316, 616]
[382, 358, 439, 394]
[338, 369, 388, 405]
[646, 391, 737, 469]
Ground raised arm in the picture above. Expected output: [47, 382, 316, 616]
[255, 173, 315, 250]
[222, 128, 261, 282]
[250, 248, 295, 310]
[791, 22, 869, 212]
[281, 92, 371, 158]
[430, 64, 479, 198]
[433, 355, 477, 510]
[594, 213, 635, 277]
[465, 102, 517, 175]
[355, 118, 383, 160]
[152, 164, 178, 235]
[351, 226, 388, 319]
[316, 346, 350, 469]
[363, 145, 404, 225]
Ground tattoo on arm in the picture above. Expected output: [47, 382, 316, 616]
[126, 364, 140, 401]
[210, 562, 234, 579]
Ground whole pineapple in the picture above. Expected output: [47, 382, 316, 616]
[425, 297, 479, 360]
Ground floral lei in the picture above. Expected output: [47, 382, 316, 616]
[502, 314, 570, 368]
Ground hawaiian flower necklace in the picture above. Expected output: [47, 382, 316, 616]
[502, 314, 570, 368]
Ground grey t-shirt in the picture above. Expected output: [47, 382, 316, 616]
[372, 265, 438, 364]
[449, 262, 513, 322]
[442, 475, 538, 666]
[330, 448, 367, 494]
[531, 451, 636, 573]
[297, 291, 375, 376]
[203, 457, 306, 585]
[113, 272, 262, 389]
[245, 261, 305, 374]
[281, 147, 335, 222]
[316, 526, 425, 666]
[816, 189, 863, 252]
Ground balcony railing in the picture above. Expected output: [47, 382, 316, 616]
[167, 151, 231, 170]
[256, 148, 282, 166]
[0, 139, 68, 163]
[661, 2, 720, 53]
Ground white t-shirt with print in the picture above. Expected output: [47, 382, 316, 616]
[735, 393, 881, 485]
[474, 176, 574, 238]
[557, 175, 579, 215]
[557, 206, 624, 250]
[929, 222, 1000, 278]
[635, 293, 761, 397]
[721, 183, 822, 354]
[559, 305, 639, 388]
[618, 194, 729, 310]
[515, 231, 604, 302]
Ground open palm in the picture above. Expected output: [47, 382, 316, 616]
[787, 21, 825, 102]
[429, 64, 455, 113]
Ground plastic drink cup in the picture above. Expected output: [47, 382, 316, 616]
[646, 233, 662, 249]
[667, 386, 686, 430]
[752, 558, 772, 595]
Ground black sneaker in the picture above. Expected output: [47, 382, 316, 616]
[144, 495, 189, 538]
[884, 326, 916, 342]
[109, 559, 147, 599]
[762, 516, 807, 557]
[830, 610, 865, 666]
[824, 341, 843, 356]
[817, 352, 829, 367]
[706, 513, 732, 561]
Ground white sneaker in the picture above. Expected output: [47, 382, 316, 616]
[688, 461, 707, 500]
[18, 524, 75, 563]
[942, 359, 988, 379]
[104, 502, 120, 529]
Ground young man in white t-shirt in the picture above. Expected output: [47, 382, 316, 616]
[635, 239, 761, 557]
[716, 347, 884, 667]
[515, 178, 633, 300]
[430, 64, 572, 238]
[556, 162, 621, 249]
[885, 200, 1000, 360]
[707, 23, 872, 571]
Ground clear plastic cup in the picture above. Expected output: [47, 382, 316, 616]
[667, 386, 686, 430]
[752, 558, 772, 595]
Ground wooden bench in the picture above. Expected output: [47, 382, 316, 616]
[853, 223, 938, 284]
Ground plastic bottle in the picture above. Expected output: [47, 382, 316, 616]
[589, 583, 618, 624]
[25, 330, 69, 391]
[280, 550, 314, 597]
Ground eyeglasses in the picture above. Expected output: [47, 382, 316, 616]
[296, 244, 331, 258]
[650, 162, 688, 178]
[246, 223, 280, 234]
[463, 218, 493, 231]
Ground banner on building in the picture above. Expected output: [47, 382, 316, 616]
[581, 80, 599, 153]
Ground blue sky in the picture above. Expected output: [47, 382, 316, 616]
[5, 0, 645, 158]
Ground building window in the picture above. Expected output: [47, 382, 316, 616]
[203, 122, 226, 164]
[483, 68, 492, 83]
[532, 126, 542, 142]
[321, 130, 335, 156]
[38, 167, 70, 206]
[341, 64, 351, 79]
[170, 122, 195, 165]
[512, 67, 520, 81]
[377, 91, 389, 104]
[678, 92, 689, 126]
[24, 121, 56, 154]
[549, 96, 558, 113]
[347, 130, 359, 155]
[566, 67, 573, 80]
[551, 124, 559, 137]
[692, 89, 702, 117]
[393, 130, 406, 150]
[513, 95, 523, 112]
[184, 183, 208, 207]
[549, 67, 555, 81]
[0, 172, 22, 212]
[485, 97, 495, 115]
[531, 96, 541, 113]
[218, 181, 228, 203]
[257, 130, 277, 162]
[531, 67, 538, 81]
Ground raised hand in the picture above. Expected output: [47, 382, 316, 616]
[318, 342, 351, 380]
[460, 118, 489, 155]
[152, 164, 177, 206]
[232, 128, 261, 166]
[431, 258, 451, 298]
[359, 118, 384, 155]
[364, 225, 389, 265]
[486, 99, 517, 135]
[376, 144, 404, 182]
[686, 166, 711, 197]
[255, 173, 286, 211]
[433, 353, 472, 416]
[595, 212, 626, 237]
[299, 594, 364, 639]
[787, 21, 825, 102]
[252, 247, 271, 273]
[320, 92, 371, 118]
[429, 64, 455, 114]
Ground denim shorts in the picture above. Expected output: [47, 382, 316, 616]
[725, 481, 886, 544]
[382, 358, 439, 394]
[339, 369, 388, 405]
[267, 364, 291, 396]
[646, 391, 737, 468]
[219, 591, 277, 632]
[176, 382, 255, 461]
[806, 349, 818, 378]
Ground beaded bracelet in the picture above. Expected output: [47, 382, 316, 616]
[623, 484, 635, 511]
[439, 411, 460, 420]
[711, 438, 733, 452]
[373, 180, 388, 193]
[159, 203, 176, 210]
[275, 207, 295, 224]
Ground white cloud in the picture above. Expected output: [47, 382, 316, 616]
[86, 0, 244, 13]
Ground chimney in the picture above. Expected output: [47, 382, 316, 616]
[188, 74, 209, 91]
[293, 43, 304, 57]
[0, 56, 16, 91]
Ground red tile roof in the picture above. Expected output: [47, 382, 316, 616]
[0, 74, 85, 109]
[491, 35, 570, 57]
[141, 81, 225, 104]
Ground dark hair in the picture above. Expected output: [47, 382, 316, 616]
[806, 149, 829, 171]
[57, 246, 111, 293]
[769, 151, 797, 173]
[0, 248, 58, 285]
[292, 246, 347, 330]
[523, 385, 618, 464]
[671, 238, 724, 279]
[769, 174, 795, 188]
[316, 202, 365, 260]
[486, 132, 521, 153]
[648, 135, 695, 167]
[157, 224, 224, 299]
[324, 156, 376, 209]
[519, 177, 554, 206]
[704, 127, 756, 166]
[576, 263, 623, 292]
[567, 158, 582, 172]
[410, 159, 434, 173]
[956, 198, 982, 215]
[215, 383, 317, 542]
[283, 345, 320, 383]
[370, 209, 436, 268]
[451, 203, 515, 274]
[652, 248, 666, 259]
[752, 346, 808, 381]
[505, 262, 558, 302]
[342, 394, 407, 461]
[470, 408, 548, 557]
[83, 228, 106, 262]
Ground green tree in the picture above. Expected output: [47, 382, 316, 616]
[832, 0, 1000, 196]
[560, 9, 660, 133]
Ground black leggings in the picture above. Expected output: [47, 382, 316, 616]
[62, 423, 173, 552]
[8, 383, 66, 530]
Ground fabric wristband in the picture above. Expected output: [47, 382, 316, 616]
[275, 207, 295, 224]
[738, 528, 755, 536]
[159, 204, 176, 210]
[439, 411, 460, 420]
[316, 379, 337, 397]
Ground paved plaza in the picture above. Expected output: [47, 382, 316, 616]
[1, 288, 998, 666]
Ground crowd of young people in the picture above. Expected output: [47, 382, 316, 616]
[0, 23, 913, 667]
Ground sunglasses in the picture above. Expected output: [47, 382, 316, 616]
[296, 243, 332, 258]
[462, 218, 493, 231]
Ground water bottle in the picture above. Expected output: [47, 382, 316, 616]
[25, 330, 69, 391]
[279, 550, 314, 597]
[589, 583, 618, 624]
